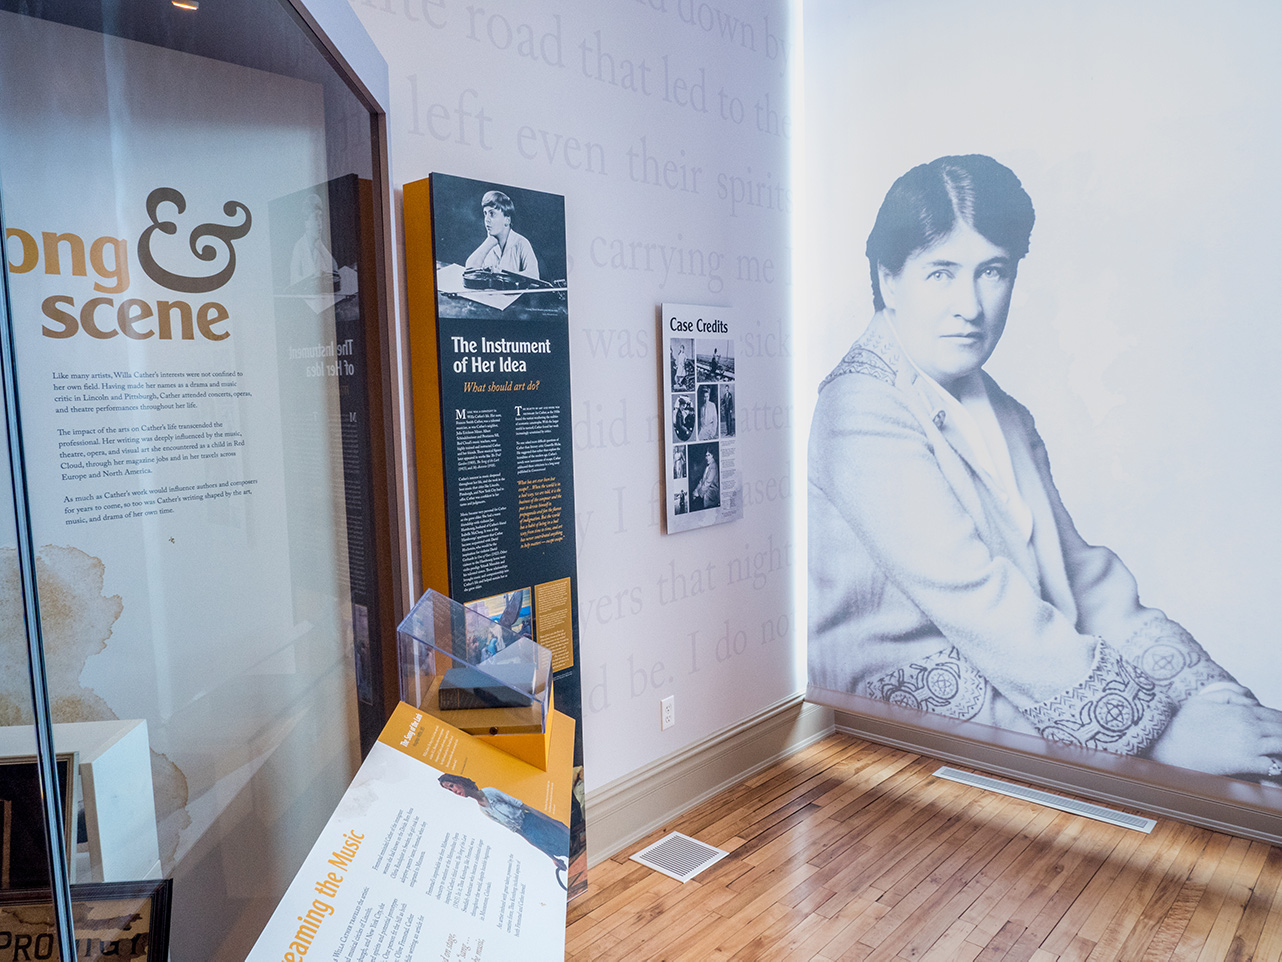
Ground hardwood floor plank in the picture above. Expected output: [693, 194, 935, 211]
[625, 907, 739, 961]
[1254, 845, 1282, 962]
[957, 807, 1072, 937]
[728, 902, 827, 961]
[871, 798, 1058, 960]
[790, 894, 886, 960]
[567, 866, 674, 942]
[1191, 839, 1270, 962]
[740, 777, 848, 846]
[1037, 817, 1151, 955]
[1227, 842, 1282, 962]
[909, 918, 980, 962]
[794, 884, 844, 917]
[782, 863, 840, 909]
[1051, 818, 1171, 947]
[865, 783, 1009, 903]
[1059, 935, 1098, 962]
[728, 802, 829, 867]
[605, 877, 731, 945]
[851, 799, 1051, 959]
[818, 770, 989, 895]
[755, 906, 849, 960]
[1135, 831, 1234, 962]
[813, 898, 889, 960]
[565, 930, 620, 960]
[572, 734, 1282, 962]
[965, 812, 1089, 948]
[1080, 820, 1204, 960]
[1111, 829, 1214, 962]
[716, 854, 822, 920]
[825, 757, 936, 825]
[745, 794, 895, 870]
[1167, 835, 1253, 962]
[967, 917, 1026, 959]
[1005, 818, 1127, 957]
[596, 908, 723, 962]
[567, 861, 654, 922]
[903, 801, 1054, 949]
[670, 903, 798, 961]
[757, 799, 876, 869]
[812, 878, 883, 921]
[808, 748, 923, 813]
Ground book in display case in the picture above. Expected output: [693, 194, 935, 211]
[397, 589, 553, 745]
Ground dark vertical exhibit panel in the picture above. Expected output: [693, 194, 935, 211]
[407, 172, 588, 897]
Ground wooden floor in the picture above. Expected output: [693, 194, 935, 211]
[567, 734, 1282, 961]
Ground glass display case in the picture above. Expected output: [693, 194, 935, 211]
[0, 0, 401, 956]
[399, 589, 553, 737]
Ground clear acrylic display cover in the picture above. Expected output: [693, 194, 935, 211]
[397, 589, 552, 736]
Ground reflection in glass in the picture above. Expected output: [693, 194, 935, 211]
[0, 1, 387, 955]
[0, 194, 69, 943]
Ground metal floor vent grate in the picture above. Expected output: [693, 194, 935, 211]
[630, 832, 730, 883]
[934, 766, 1156, 834]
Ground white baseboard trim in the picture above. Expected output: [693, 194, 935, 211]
[584, 695, 834, 866]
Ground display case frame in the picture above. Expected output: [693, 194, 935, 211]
[0, 0, 408, 954]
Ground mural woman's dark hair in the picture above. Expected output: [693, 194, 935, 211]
[866, 155, 1035, 311]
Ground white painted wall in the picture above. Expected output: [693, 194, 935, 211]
[354, 0, 800, 790]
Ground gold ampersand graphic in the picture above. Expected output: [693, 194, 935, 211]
[137, 187, 252, 294]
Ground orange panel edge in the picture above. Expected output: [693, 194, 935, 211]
[402, 178, 450, 597]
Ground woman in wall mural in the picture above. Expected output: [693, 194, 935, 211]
[808, 154, 1282, 783]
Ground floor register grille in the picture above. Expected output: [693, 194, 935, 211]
[934, 765, 1156, 833]
[629, 832, 730, 883]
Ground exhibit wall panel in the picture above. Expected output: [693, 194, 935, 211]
[800, 0, 1282, 814]
[355, 0, 799, 789]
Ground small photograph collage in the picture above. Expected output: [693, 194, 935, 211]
[669, 337, 735, 516]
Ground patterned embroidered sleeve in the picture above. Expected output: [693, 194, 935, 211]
[1022, 639, 1174, 755]
[1114, 617, 1238, 703]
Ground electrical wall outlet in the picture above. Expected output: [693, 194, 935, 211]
[661, 695, 675, 731]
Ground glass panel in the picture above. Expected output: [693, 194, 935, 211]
[0, 189, 67, 929]
[0, 1, 388, 956]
